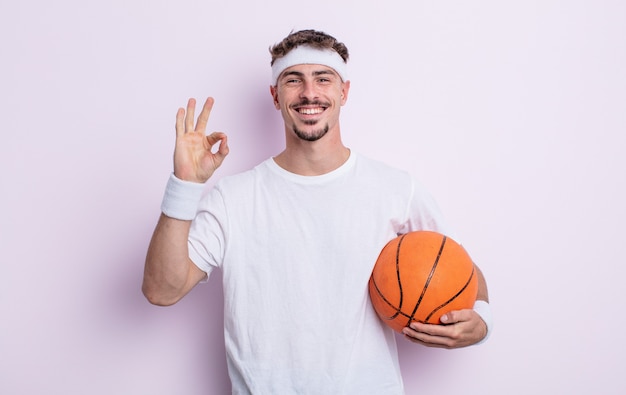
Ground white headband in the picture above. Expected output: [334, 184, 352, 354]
[271, 46, 348, 85]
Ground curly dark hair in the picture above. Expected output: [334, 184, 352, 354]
[269, 29, 349, 66]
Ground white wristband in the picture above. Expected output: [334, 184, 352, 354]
[160, 173, 205, 220]
[473, 300, 493, 345]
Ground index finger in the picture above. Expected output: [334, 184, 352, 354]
[195, 97, 215, 134]
[407, 321, 450, 336]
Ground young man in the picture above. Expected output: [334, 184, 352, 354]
[143, 29, 491, 394]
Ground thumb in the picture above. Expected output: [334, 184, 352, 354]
[439, 310, 464, 324]
[206, 133, 229, 158]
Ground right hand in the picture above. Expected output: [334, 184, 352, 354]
[173, 97, 229, 183]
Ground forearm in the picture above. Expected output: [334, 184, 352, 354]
[142, 214, 202, 305]
[472, 263, 492, 344]
[475, 264, 489, 302]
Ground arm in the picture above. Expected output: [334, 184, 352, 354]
[142, 98, 229, 306]
[402, 263, 491, 348]
[143, 214, 207, 305]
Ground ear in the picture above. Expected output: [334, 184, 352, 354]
[340, 80, 351, 106]
[270, 85, 280, 109]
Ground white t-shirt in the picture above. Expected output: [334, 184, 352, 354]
[188, 152, 450, 395]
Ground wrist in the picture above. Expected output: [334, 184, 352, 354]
[473, 300, 493, 345]
[160, 173, 205, 220]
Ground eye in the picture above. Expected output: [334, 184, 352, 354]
[284, 78, 301, 85]
[317, 75, 335, 84]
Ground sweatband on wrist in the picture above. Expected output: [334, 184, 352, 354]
[271, 46, 349, 85]
[473, 300, 493, 345]
[160, 173, 205, 220]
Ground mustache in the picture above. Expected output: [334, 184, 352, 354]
[292, 99, 330, 107]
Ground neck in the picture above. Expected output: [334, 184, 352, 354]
[274, 130, 350, 176]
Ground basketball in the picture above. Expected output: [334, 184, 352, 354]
[368, 231, 478, 333]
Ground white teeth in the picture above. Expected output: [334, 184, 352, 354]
[299, 108, 323, 115]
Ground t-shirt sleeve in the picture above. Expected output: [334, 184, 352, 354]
[401, 177, 458, 240]
[187, 185, 228, 278]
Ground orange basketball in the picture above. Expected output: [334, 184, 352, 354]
[368, 231, 478, 333]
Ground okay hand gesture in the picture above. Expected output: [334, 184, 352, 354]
[173, 97, 229, 183]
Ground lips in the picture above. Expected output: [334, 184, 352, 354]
[293, 100, 329, 116]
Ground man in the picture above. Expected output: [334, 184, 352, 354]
[143, 29, 491, 394]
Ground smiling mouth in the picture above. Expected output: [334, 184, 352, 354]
[297, 107, 325, 115]
[293, 100, 329, 116]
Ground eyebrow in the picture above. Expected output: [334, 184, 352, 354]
[312, 70, 336, 76]
[281, 69, 338, 79]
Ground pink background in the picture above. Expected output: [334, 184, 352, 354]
[2, 1, 625, 394]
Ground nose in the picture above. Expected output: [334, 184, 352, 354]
[299, 80, 318, 101]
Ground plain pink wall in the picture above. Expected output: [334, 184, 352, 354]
[2, 1, 625, 394]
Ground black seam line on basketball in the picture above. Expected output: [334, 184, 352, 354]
[371, 234, 409, 320]
[424, 265, 476, 323]
[371, 277, 404, 320]
[407, 235, 447, 326]
[395, 234, 407, 315]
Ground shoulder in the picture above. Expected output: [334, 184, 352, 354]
[214, 159, 273, 190]
[353, 152, 412, 185]
[198, 160, 273, 211]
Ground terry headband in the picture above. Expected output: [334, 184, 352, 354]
[271, 46, 348, 85]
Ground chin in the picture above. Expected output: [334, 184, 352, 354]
[293, 125, 329, 142]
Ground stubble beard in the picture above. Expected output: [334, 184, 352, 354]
[293, 121, 330, 142]
[289, 98, 331, 142]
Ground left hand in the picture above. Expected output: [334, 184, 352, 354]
[402, 308, 487, 349]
